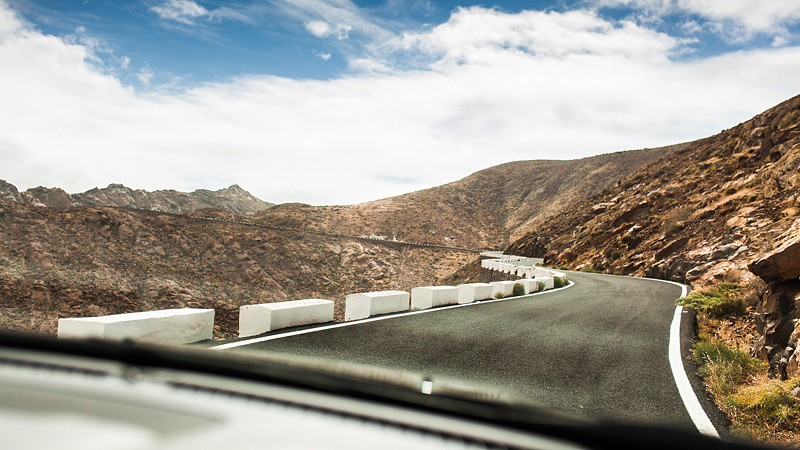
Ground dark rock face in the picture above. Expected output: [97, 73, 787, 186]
[0, 180, 21, 202]
[654, 237, 689, 261]
[751, 280, 800, 363]
[749, 236, 800, 283]
[747, 234, 800, 379]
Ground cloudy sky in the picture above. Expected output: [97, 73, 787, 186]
[1, 0, 799, 205]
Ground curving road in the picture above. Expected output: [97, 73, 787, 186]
[219, 272, 725, 434]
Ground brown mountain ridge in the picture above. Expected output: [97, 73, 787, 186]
[252, 147, 680, 250]
[0, 182, 273, 215]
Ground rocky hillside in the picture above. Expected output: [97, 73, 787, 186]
[505, 94, 800, 389]
[505, 93, 800, 290]
[0, 200, 473, 339]
[254, 147, 679, 250]
[0, 181, 273, 215]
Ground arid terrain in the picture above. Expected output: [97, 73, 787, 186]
[506, 94, 800, 291]
[252, 147, 679, 250]
[0, 201, 476, 339]
[0, 146, 672, 340]
[3, 93, 800, 444]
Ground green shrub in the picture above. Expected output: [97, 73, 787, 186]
[724, 186, 738, 196]
[678, 283, 744, 318]
[512, 282, 525, 296]
[727, 380, 800, 432]
[693, 341, 762, 397]
[553, 277, 565, 288]
[748, 194, 759, 202]
[620, 234, 633, 244]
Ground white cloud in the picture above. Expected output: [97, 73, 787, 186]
[136, 65, 155, 85]
[593, 0, 800, 38]
[677, 0, 800, 33]
[1, 1, 800, 206]
[772, 36, 789, 48]
[305, 20, 353, 39]
[151, 0, 209, 25]
[312, 50, 332, 60]
[281, 0, 392, 41]
[395, 8, 680, 66]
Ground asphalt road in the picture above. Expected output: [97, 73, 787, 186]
[222, 272, 722, 433]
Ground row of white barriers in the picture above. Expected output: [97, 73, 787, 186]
[58, 255, 565, 344]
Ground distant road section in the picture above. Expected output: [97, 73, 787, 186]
[224, 272, 724, 433]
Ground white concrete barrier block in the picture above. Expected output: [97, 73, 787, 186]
[411, 286, 458, 310]
[239, 299, 333, 337]
[457, 283, 493, 304]
[490, 281, 516, 298]
[519, 279, 540, 294]
[58, 308, 214, 345]
[516, 267, 534, 278]
[345, 290, 409, 321]
[534, 276, 555, 290]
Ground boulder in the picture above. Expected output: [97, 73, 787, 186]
[749, 236, 800, 283]
[654, 237, 689, 261]
[711, 243, 740, 260]
[750, 280, 800, 361]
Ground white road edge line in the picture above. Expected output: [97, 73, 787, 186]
[210, 281, 574, 350]
[662, 280, 719, 437]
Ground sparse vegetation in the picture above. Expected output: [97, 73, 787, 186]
[727, 379, 800, 436]
[538, 281, 546, 291]
[512, 282, 525, 296]
[579, 265, 602, 273]
[678, 283, 745, 318]
[694, 341, 762, 397]
[683, 282, 800, 445]
[603, 247, 622, 261]
[553, 276, 567, 288]
[661, 206, 692, 237]
[724, 186, 738, 196]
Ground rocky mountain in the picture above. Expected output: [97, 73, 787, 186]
[253, 147, 679, 250]
[504, 94, 800, 392]
[0, 182, 273, 215]
[505, 93, 800, 290]
[0, 199, 474, 339]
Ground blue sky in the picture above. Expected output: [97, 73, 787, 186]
[1, 0, 800, 204]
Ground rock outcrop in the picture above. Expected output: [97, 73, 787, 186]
[749, 235, 800, 379]
[750, 236, 800, 283]
[0, 181, 273, 215]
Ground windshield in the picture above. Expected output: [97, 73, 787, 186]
[2, 1, 800, 448]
